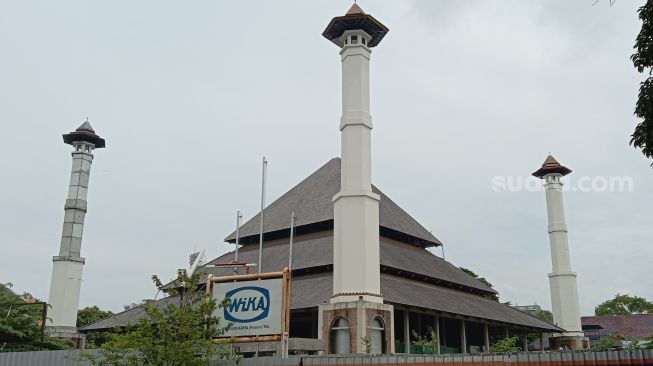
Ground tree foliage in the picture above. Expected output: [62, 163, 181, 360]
[632, 0, 653, 164]
[595, 294, 653, 315]
[459, 267, 499, 301]
[591, 332, 625, 351]
[489, 336, 521, 353]
[83, 270, 229, 366]
[77, 306, 115, 348]
[591, 332, 653, 351]
[533, 309, 553, 323]
[411, 326, 439, 354]
[0, 282, 71, 352]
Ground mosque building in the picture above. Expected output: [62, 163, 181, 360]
[77, 4, 566, 355]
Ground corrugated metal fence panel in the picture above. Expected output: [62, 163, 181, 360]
[1, 350, 652, 366]
[0, 349, 94, 366]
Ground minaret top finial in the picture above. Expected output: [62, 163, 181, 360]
[532, 154, 572, 178]
[322, 3, 388, 48]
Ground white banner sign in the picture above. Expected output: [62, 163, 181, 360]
[212, 278, 283, 337]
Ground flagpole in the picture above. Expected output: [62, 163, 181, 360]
[258, 157, 267, 274]
[234, 210, 242, 274]
[288, 211, 296, 273]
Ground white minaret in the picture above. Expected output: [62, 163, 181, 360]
[320, 5, 393, 355]
[47, 121, 105, 345]
[324, 4, 388, 304]
[533, 155, 587, 350]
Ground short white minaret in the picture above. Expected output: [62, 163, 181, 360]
[324, 4, 388, 304]
[47, 121, 105, 345]
[533, 155, 587, 350]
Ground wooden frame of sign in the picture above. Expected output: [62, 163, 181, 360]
[206, 267, 291, 357]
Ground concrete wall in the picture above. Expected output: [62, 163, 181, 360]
[1, 350, 652, 366]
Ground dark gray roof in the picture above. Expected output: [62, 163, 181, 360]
[80, 296, 179, 332]
[63, 120, 106, 148]
[81, 272, 558, 332]
[207, 232, 494, 294]
[380, 274, 561, 332]
[225, 158, 441, 247]
[288, 272, 559, 331]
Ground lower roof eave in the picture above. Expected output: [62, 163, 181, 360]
[388, 302, 562, 333]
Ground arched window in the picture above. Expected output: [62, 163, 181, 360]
[330, 317, 351, 354]
[370, 316, 385, 354]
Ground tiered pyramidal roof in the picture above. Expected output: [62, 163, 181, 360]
[532, 154, 572, 178]
[225, 158, 441, 248]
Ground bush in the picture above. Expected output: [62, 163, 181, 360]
[489, 336, 521, 353]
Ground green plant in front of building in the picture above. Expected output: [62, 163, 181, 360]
[592, 332, 653, 351]
[411, 326, 439, 354]
[77, 305, 115, 348]
[591, 332, 624, 351]
[626, 333, 653, 350]
[360, 336, 372, 355]
[0, 282, 71, 352]
[82, 270, 230, 366]
[488, 336, 520, 353]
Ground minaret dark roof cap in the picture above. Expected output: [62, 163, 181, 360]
[322, 3, 389, 48]
[76, 120, 95, 133]
[532, 154, 572, 178]
[346, 3, 365, 15]
[62, 120, 106, 149]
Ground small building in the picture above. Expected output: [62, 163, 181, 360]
[582, 314, 653, 345]
[513, 305, 543, 314]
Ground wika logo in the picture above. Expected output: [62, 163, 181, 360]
[224, 286, 270, 323]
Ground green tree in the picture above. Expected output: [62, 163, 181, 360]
[591, 332, 624, 351]
[595, 294, 653, 315]
[533, 309, 553, 323]
[0, 282, 71, 352]
[489, 336, 521, 353]
[83, 270, 229, 366]
[411, 326, 439, 354]
[632, 0, 653, 164]
[77, 306, 114, 348]
[459, 267, 499, 301]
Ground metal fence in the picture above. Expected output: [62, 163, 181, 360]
[0, 350, 652, 366]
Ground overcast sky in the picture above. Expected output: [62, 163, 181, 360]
[1, 0, 651, 316]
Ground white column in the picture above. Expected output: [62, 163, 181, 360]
[403, 311, 410, 353]
[544, 173, 584, 337]
[460, 320, 467, 353]
[483, 323, 490, 352]
[332, 30, 381, 304]
[47, 142, 94, 330]
[435, 315, 441, 354]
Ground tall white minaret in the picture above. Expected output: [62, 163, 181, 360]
[324, 4, 388, 304]
[533, 155, 587, 350]
[47, 121, 105, 345]
[320, 4, 393, 355]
